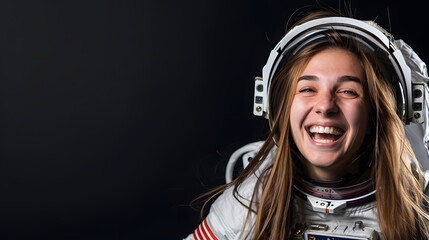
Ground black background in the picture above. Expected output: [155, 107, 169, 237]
[0, 0, 427, 239]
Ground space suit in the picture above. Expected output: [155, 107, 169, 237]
[185, 144, 429, 240]
[185, 14, 429, 240]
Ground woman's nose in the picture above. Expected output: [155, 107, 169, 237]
[314, 91, 339, 116]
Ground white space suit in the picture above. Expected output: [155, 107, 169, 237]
[184, 146, 429, 240]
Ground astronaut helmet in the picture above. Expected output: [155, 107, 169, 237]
[252, 13, 429, 166]
[250, 13, 429, 211]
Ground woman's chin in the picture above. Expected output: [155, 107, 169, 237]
[302, 157, 344, 180]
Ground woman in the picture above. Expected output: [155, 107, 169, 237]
[186, 9, 429, 240]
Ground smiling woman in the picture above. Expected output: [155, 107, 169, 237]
[290, 48, 369, 181]
[185, 8, 429, 240]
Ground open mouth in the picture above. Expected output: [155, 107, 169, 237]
[308, 126, 344, 143]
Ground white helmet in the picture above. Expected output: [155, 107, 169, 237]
[252, 16, 429, 169]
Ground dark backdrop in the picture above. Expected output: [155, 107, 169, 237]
[0, 0, 427, 239]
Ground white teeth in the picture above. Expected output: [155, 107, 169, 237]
[313, 138, 334, 143]
[309, 126, 343, 135]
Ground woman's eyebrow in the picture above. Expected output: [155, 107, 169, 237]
[339, 75, 362, 83]
[298, 75, 318, 81]
[297, 75, 362, 83]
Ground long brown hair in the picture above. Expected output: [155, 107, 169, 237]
[197, 9, 429, 239]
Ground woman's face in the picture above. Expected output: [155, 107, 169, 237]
[290, 48, 369, 181]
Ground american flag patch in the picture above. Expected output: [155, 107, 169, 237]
[192, 219, 218, 240]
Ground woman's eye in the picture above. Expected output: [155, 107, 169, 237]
[340, 90, 358, 96]
[299, 88, 314, 93]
